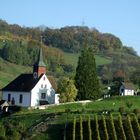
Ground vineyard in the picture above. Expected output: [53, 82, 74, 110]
[1, 97, 140, 139]
[65, 114, 140, 140]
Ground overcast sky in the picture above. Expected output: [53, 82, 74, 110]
[0, 0, 140, 55]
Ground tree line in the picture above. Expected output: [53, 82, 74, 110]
[0, 19, 126, 54]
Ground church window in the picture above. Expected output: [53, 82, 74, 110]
[11, 97, 15, 105]
[19, 94, 23, 103]
[121, 89, 124, 92]
[43, 77, 45, 81]
[41, 84, 43, 88]
[41, 93, 46, 99]
[8, 94, 11, 102]
[45, 84, 47, 88]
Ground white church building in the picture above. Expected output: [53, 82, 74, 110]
[2, 48, 59, 107]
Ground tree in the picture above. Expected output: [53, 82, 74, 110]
[75, 47, 100, 100]
[113, 69, 125, 81]
[108, 81, 122, 96]
[130, 69, 140, 88]
[57, 77, 77, 103]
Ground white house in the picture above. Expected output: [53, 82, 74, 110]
[2, 48, 59, 107]
[119, 82, 134, 96]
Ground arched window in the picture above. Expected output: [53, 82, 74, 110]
[41, 84, 43, 88]
[43, 77, 46, 81]
[19, 94, 23, 103]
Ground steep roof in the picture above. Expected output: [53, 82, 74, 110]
[2, 74, 57, 92]
[34, 48, 46, 67]
[122, 82, 134, 90]
[2, 74, 42, 92]
[47, 76, 58, 91]
[0, 100, 8, 106]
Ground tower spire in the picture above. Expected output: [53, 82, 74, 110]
[33, 47, 46, 78]
[38, 47, 46, 67]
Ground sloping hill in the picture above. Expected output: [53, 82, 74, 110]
[0, 52, 111, 89]
[63, 52, 112, 68]
[0, 58, 31, 89]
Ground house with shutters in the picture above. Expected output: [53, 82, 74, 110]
[2, 48, 59, 107]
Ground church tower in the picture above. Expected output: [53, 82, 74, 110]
[33, 48, 46, 78]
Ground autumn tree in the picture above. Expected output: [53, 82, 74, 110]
[75, 47, 101, 100]
[57, 77, 77, 103]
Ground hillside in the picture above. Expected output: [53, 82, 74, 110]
[0, 52, 112, 89]
[0, 58, 31, 89]
[63, 52, 112, 68]
[0, 19, 140, 89]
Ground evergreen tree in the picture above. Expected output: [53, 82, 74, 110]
[75, 47, 100, 100]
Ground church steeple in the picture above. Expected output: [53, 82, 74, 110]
[37, 48, 46, 67]
[33, 47, 46, 78]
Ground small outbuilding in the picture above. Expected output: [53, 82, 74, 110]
[119, 82, 135, 96]
[0, 100, 9, 111]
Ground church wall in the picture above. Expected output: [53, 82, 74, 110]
[31, 74, 55, 106]
[2, 91, 31, 106]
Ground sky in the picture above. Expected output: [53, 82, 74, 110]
[0, 0, 140, 55]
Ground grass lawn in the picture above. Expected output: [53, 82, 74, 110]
[0, 58, 31, 89]
[63, 52, 112, 68]
[14, 96, 140, 117]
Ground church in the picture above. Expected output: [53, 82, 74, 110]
[2, 48, 59, 107]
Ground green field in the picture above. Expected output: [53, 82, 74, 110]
[63, 52, 112, 68]
[0, 58, 31, 89]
